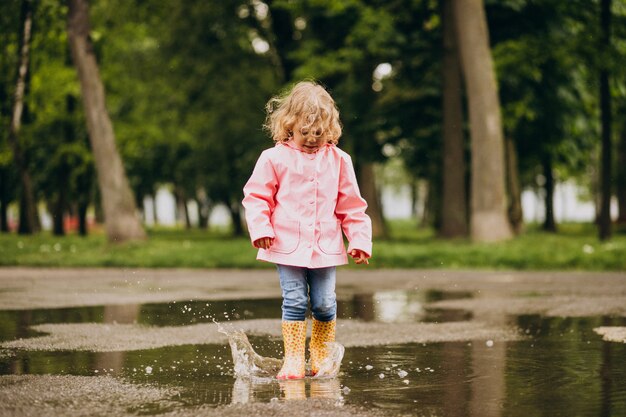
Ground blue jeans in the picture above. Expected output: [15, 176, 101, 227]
[277, 265, 337, 322]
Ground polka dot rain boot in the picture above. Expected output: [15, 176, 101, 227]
[276, 320, 306, 380]
[309, 318, 336, 376]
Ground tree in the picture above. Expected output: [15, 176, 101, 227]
[67, 0, 145, 242]
[615, 2, 626, 225]
[158, 0, 278, 234]
[598, 0, 612, 240]
[7, 0, 39, 234]
[268, 1, 405, 238]
[440, 0, 468, 238]
[454, 0, 512, 242]
[505, 135, 523, 234]
[618, 101, 626, 224]
[489, 1, 598, 235]
[0, 0, 21, 233]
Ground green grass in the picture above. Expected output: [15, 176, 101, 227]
[0, 221, 624, 270]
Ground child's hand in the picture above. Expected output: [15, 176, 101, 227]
[253, 237, 274, 250]
[349, 249, 369, 265]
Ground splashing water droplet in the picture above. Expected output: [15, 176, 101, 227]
[311, 342, 345, 379]
[214, 319, 344, 379]
[215, 320, 281, 378]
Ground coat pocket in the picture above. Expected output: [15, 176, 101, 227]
[270, 218, 300, 254]
[317, 220, 344, 255]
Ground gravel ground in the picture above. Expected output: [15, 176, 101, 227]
[1, 268, 625, 311]
[1, 267, 625, 417]
[429, 295, 626, 320]
[0, 373, 398, 417]
[1, 319, 522, 352]
[0, 375, 180, 417]
[155, 401, 404, 417]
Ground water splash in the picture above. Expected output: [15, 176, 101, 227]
[215, 320, 345, 379]
[312, 342, 345, 379]
[215, 320, 282, 378]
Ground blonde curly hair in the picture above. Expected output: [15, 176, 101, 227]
[264, 80, 342, 144]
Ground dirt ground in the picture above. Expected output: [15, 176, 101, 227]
[1, 267, 625, 416]
[1, 267, 625, 309]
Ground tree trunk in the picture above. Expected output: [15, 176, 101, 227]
[229, 201, 244, 236]
[358, 162, 387, 238]
[505, 136, 524, 234]
[196, 197, 210, 229]
[151, 192, 159, 225]
[8, 0, 39, 235]
[542, 156, 557, 232]
[139, 200, 146, 223]
[93, 189, 104, 224]
[174, 189, 183, 225]
[67, 0, 145, 243]
[52, 168, 68, 236]
[195, 187, 211, 229]
[454, 0, 512, 242]
[52, 191, 66, 236]
[78, 200, 88, 236]
[410, 178, 418, 218]
[431, 165, 443, 232]
[174, 187, 191, 228]
[420, 180, 431, 228]
[598, 0, 612, 240]
[0, 171, 9, 232]
[440, 0, 468, 238]
[183, 199, 191, 229]
[617, 122, 626, 223]
[0, 201, 7, 233]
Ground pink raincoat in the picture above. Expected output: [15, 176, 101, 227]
[242, 141, 372, 268]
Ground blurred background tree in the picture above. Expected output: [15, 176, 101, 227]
[0, 0, 624, 243]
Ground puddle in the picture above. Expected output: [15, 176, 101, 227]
[0, 290, 467, 344]
[1, 290, 625, 416]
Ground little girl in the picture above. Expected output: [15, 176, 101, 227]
[242, 81, 372, 380]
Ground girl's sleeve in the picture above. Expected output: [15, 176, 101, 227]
[242, 151, 277, 244]
[335, 154, 373, 257]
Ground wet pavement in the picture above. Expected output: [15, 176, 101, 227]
[0, 268, 625, 416]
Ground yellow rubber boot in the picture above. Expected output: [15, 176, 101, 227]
[309, 318, 336, 376]
[276, 320, 306, 380]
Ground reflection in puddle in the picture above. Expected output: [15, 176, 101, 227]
[0, 289, 473, 344]
[230, 377, 344, 403]
[341, 290, 473, 323]
[1, 291, 625, 416]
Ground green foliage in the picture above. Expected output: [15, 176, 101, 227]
[490, 1, 595, 189]
[0, 0, 22, 206]
[89, 0, 279, 217]
[1, 0, 626, 239]
[0, 0, 95, 224]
